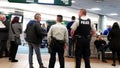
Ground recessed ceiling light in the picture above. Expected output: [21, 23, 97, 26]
[109, 13, 118, 16]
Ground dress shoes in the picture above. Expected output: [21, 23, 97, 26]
[102, 60, 107, 63]
[11, 59, 18, 62]
[30, 66, 34, 68]
[40, 65, 47, 68]
[112, 63, 116, 66]
[0, 56, 3, 58]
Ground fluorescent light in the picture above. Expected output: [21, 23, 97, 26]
[95, 0, 104, 3]
[91, 8, 101, 11]
[72, 0, 76, 3]
[87, 8, 101, 11]
[109, 13, 118, 16]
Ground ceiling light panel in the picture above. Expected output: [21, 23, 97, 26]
[91, 8, 101, 11]
[108, 13, 118, 16]
[72, 0, 76, 3]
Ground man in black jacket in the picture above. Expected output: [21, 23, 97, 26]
[0, 14, 9, 58]
[25, 13, 47, 68]
[94, 35, 108, 62]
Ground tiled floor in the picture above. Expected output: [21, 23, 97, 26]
[0, 46, 120, 68]
[0, 54, 120, 68]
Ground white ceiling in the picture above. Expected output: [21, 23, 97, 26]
[70, 0, 120, 20]
[0, 0, 120, 20]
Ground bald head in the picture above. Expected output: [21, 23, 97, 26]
[0, 14, 6, 21]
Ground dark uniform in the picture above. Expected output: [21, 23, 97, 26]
[74, 18, 91, 68]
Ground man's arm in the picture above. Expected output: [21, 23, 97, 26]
[0, 21, 9, 31]
[71, 29, 75, 37]
[91, 22, 96, 36]
[47, 26, 53, 46]
[102, 40, 107, 45]
[64, 27, 69, 46]
[94, 40, 99, 49]
[70, 21, 79, 37]
[35, 23, 47, 37]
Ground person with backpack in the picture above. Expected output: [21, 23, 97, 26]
[25, 13, 47, 68]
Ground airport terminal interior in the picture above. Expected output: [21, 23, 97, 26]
[0, 0, 120, 68]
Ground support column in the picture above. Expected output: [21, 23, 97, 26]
[98, 14, 107, 32]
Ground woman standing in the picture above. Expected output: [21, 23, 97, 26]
[107, 22, 120, 66]
[9, 16, 22, 62]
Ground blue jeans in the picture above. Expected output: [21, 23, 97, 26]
[28, 42, 43, 66]
[68, 37, 73, 57]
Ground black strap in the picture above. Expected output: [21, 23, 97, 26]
[11, 24, 16, 34]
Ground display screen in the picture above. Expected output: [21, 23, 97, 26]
[38, 0, 54, 4]
[11, 14, 23, 23]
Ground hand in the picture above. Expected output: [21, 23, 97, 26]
[48, 46, 52, 53]
[71, 29, 75, 37]
[64, 45, 66, 49]
[92, 31, 96, 36]
[101, 44, 104, 46]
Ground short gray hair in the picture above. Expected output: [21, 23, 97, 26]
[34, 13, 41, 19]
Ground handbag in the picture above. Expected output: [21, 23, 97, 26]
[11, 24, 21, 45]
[14, 36, 21, 45]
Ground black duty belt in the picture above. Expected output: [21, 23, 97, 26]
[74, 35, 91, 39]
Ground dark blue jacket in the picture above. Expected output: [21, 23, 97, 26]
[66, 21, 74, 36]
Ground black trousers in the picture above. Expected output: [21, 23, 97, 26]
[9, 41, 19, 60]
[48, 42, 64, 68]
[112, 51, 120, 64]
[75, 37, 91, 68]
[0, 40, 9, 57]
[97, 45, 108, 61]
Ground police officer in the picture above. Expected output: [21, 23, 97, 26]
[71, 9, 96, 68]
